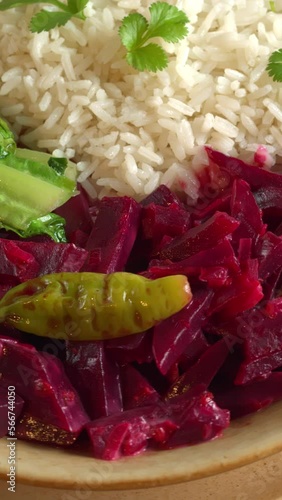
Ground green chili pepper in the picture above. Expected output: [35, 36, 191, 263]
[0, 272, 192, 340]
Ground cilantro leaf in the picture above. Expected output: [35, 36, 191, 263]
[0, 0, 87, 32]
[126, 43, 168, 72]
[147, 2, 189, 42]
[0, 0, 39, 9]
[0, 0, 70, 10]
[67, 0, 87, 16]
[119, 1, 189, 72]
[266, 49, 282, 82]
[30, 10, 72, 32]
[48, 156, 68, 175]
[119, 13, 148, 51]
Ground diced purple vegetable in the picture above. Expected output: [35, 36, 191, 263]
[120, 364, 160, 410]
[161, 391, 230, 449]
[0, 240, 39, 283]
[238, 238, 252, 262]
[65, 341, 123, 419]
[55, 187, 92, 241]
[199, 266, 231, 288]
[258, 231, 282, 281]
[86, 391, 229, 460]
[166, 339, 230, 398]
[190, 188, 232, 221]
[254, 185, 282, 214]
[234, 298, 282, 384]
[178, 330, 210, 372]
[0, 386, 24, 438]
[145, 238, 239, 279]
[140, 184, 183, 207]
[153, 289, 213, 375]
[141, 202, 191, 251]
[159, 211, 239, 261]
[0, 338, 89, 444]
[105, 331, 153, 365]
[205, 146, 282, 190]
[85, 196, 141, 273]
[209, 259, 263, 320]
[0, 239, 88, 282]
[230, 179, 266, 250]
[86, 404, 177, 460]
[214, 373, 282, 419]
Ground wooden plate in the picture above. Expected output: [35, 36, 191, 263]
[1, 401, 282, 491]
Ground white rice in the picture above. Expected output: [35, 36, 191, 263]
[1, 0, 282, 199]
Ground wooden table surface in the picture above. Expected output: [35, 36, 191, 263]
[1, 450, 282, 500]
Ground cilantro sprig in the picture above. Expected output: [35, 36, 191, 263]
[0, 0, 88, 32]
[118, 2, 189, 72]
[266, 49, 282, 82]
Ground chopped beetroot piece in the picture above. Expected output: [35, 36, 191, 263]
[263, 269, 282, 301]
[69, 229, 89, 248]
[0, 240, 39, 283]
[167, 339, 230, 398]
[178, 330, 210, 372]
[86, 391, 229, 460]
[138, 361, 171, 395]
[159, 211, 239, 261]
[210, 343, 244, 389]
[254, 186, 282, 213]
[140, 184, 182, 207]
[258, 232, 282, 281]
[0, 339, 89, 436]
[20, 333, 66, 362]
[85, 248, 101, 270]
[199, 266, 232, 287]
[55, 188, 92, 240]
[85, 196, 141, 273]
[233, 298, 282, 384]
[0, 331, 25, 343]
[0, 386, 24, 438]
[275, 222, 282, 236]
[162, 391, 230, 449]
[15, 413, 81, 445]
[231, 179, 266, 249]
[214, 373, 282, 419]
[141, 202, 191, 245]
[209, 259, 263, 320]
[120, 364, 160, 410]
[146, 238, 239, 279]
[153, 289, 213, 375]
[65, 341, 123, 420]
[166, 363, 180, 384]
[205, 146, 282, 191]
[86, 404, 177, 460]
[191, 188, 232, 221]
[125, 235, 153, 274]
[238, 238, 252, 262]
[105, 331, 153, 365]
[5, 240, 88, 276]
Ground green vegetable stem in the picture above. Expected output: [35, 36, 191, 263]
[0, 118, 77, 242]
[119, 2, 190, 72]
[0, 272, 192, 340]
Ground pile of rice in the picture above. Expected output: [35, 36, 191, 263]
[0, 0, 282, 199]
